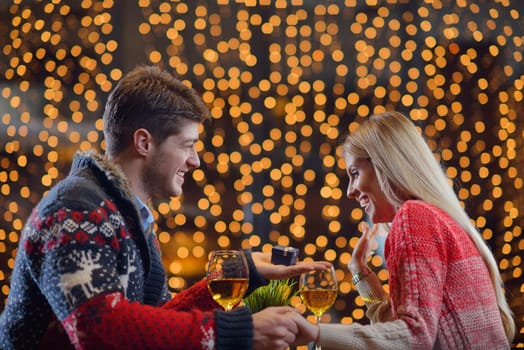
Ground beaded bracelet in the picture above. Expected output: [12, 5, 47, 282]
[351, 268, 370, 286]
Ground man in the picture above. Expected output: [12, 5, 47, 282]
[0, 66, 328, 349]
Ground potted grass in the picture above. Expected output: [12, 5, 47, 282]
[243, 278, 298, 313]
[243, 279, 302, 349]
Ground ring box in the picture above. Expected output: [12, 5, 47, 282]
[271, 246, 299, 266]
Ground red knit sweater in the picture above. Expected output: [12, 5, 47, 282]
[387, 200, 508, 348]
[318, 200, 509, 349]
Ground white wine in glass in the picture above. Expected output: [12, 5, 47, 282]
[299, 265, 338, 350]
[206, 250, 249, 311]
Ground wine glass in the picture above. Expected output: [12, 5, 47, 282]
[299, 265, 338, 350]
[206, 250, 249, 311]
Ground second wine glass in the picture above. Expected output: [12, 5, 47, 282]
[206, 250, 249, 311]
[299, 265, 338, 350]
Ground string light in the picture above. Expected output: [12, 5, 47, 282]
[1, 0, 523, 345]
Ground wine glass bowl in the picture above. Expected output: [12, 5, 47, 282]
[206, 250, 249, 311]
[299, 265, 338, 350]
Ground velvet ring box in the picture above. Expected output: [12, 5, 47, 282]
[271, 246, 299, 266]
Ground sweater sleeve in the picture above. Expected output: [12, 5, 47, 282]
[319, 320, 411, 349]
[62, 292, 254, 350]
[243, 249, 269, 295]
[162, 279, 219, 311]
[318, 274, 409, 349]
[317, 274, 412, 349]
[384, 201, 448, 348]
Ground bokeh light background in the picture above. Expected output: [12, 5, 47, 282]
[1, 0, 523, 346]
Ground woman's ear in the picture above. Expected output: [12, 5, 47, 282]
[133, 128, 153, 156]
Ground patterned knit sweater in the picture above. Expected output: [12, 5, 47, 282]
[0, 151, 267, 350]
[318, 200, 509, 349]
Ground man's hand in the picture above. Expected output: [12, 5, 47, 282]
[251, 252, 332, 280]
[252, 306, 307, 350]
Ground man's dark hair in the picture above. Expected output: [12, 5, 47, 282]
[103, 65, 211, 156]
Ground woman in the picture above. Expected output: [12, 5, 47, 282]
[295, 111, 514, 349]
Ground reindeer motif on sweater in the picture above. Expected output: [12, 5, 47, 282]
[59, 251, 103, 305]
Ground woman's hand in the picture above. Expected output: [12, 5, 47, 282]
[348, 222, 379, 275]
[252, 306, 320, 350]
[289, 314, 320, 347]
[251, 252, 332, 281]
[253, 306, 309, 350]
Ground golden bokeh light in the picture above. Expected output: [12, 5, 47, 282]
[0, 0, 523, 344]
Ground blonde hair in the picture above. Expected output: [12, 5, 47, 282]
[342, 111, 515, 342]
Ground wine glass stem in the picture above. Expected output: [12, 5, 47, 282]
[314, 316, 321, 350]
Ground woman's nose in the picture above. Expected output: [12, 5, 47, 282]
[347, 182, 358, 199]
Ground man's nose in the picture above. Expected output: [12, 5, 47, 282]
[187, 147, 200, 169]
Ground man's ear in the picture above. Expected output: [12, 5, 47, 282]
[133, 128, 153, 156]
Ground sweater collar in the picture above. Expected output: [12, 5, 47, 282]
[70, 151, 134, 197]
